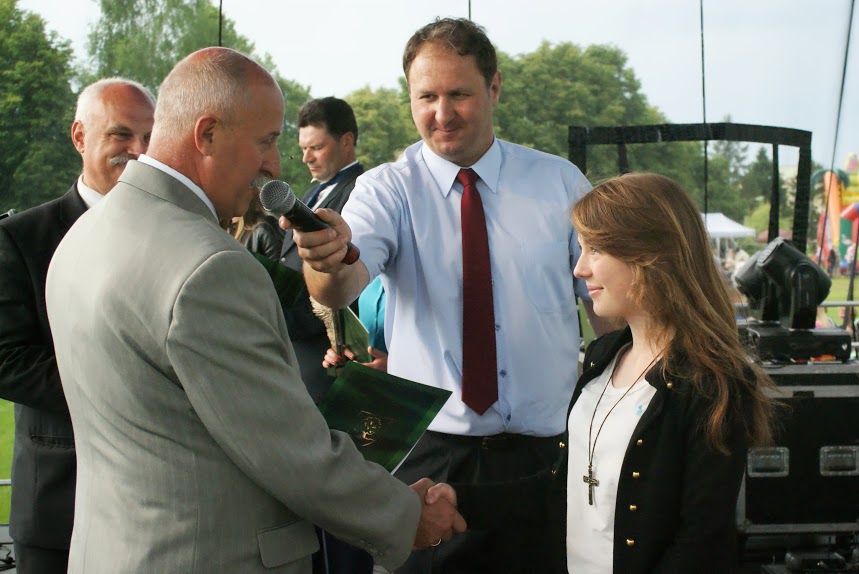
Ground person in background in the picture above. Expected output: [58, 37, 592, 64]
[0, 78, 155, 574]
[232, 194, 284, 261]
[322, 276, 388, 373]
[430, 172, 777, 574]
[286, 17, 611, 573]
[280, 97, 365, 402]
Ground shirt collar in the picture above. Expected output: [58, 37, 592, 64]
[76, 175, 107, 209]
[421, 139, 501, 198]
[137, 154, 218, 219]
[310, 160, 360, 185]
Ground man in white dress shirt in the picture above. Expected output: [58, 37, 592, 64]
[287, 18, 610, 573]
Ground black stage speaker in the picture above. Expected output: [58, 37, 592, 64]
[737, 361, 859, 534]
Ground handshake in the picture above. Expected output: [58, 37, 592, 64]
[410, 479, 465, 549]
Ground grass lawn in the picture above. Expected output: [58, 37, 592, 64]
[823, 275, 859, 324]
[0, 399, 12, 523]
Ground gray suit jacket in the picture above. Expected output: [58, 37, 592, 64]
[46, 161, 419, 574]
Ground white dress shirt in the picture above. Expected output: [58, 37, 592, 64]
[76, 175, 107, 209]
[137, 155, 218, 220]
[310, 160, 359, 207]
[342, 138, 592, 436]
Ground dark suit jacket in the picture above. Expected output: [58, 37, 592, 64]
[458, 328, 748, 574]
[0, 184, 88, 549]
[279, 163, 363, 401]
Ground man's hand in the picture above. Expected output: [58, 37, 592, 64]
[279, 208, 352, 273]
[322, 346, 388, 372]
[425, 482, 457, 507]
[410, 478, 467, 549]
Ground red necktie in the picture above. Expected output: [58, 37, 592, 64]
[457, 168, 498, 415]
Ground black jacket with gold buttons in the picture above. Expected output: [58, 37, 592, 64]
[457, 327, 749, 574]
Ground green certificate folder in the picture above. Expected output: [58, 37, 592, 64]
[341, 306, 372, 363]
[317, 362, 451, 473]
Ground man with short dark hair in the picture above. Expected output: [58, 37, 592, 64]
[287, 18, 611, 573]
[0, 77, 155, 574]
[280, 97, 364, 401]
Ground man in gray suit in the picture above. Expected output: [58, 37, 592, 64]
[46, 47, 464, 574]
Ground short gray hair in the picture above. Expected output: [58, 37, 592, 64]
[154, 48, 259, 140]
[74, 78, 155, 126]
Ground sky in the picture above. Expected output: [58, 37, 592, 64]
[17, 0, 859, 170]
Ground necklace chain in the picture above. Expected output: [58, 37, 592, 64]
[584, 348, 659, 505]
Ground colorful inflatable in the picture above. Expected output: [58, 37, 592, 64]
[815, 152, 859, 267]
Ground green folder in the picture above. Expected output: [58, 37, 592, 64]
[317, 362, 451, 473]
[341, 306, 372, 363]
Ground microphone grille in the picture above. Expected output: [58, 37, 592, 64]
[259, 179, 296, 213]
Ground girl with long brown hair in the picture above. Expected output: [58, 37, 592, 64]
[432, 172, 775, 573]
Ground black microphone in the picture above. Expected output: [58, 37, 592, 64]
[259, 179, 360, 265]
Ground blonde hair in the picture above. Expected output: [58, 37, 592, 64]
[573, 172, 776, 453]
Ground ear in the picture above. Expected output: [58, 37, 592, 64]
[489, 71, 502, 107]
[194, 115, 219, 155]
[71, 120, 86, 154]
[340, 132, 356, 150]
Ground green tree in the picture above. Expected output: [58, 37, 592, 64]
[84, 0, 312, 187]
[346, 86, 416, 169]
[492, 41, 701, 188]
[0, 0, 79, 211]
[741, 147, 776, 209]
[688, 151, 747, 221]
[85, 0, 257, 91]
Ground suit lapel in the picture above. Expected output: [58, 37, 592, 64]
[118, 160, 220, 227]
[281, 163, 363, 258]
[58, 184, 89, 231]
[313, 163, 362, 210]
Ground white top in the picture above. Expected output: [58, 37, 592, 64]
[566, 348, 657, 572]
[76, 175, 106, 209]
[342, 138, 592, 436]
[311, 160, 359, 206]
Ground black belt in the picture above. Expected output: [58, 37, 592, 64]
[427, 430, 564, 451]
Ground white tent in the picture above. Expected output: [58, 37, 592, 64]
[702, 213, 756, 266]
[701, 213, 755, 239]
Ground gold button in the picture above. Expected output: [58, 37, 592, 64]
[590, 361, 595, 367]
[632, 471, 640, 478]
[626, 539, 635, 547]
[629, 504, 637, 511]
[666, 382, 673, 389]
[559, 441, 566, 449]
[551, 469, 557, 476]
[636, 439, 643, 446]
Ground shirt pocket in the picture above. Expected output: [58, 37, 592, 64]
[520, 240, 575, 313]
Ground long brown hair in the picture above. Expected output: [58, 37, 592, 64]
[573, 173, 775, 453]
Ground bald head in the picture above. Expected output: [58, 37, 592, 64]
[153, 47, 278, 143]
[147, 47, 285, 223]
[71, 78, 156, 194]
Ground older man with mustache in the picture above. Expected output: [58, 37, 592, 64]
[0, 77, 155, 574]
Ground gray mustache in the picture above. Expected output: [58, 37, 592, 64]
[109, 155, 131, 167]
[252, 174, 271, 189]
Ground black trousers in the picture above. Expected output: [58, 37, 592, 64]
[312, 527, 373, 574]
[392, 430, 562, 574]
[12, 542, 69, 574]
